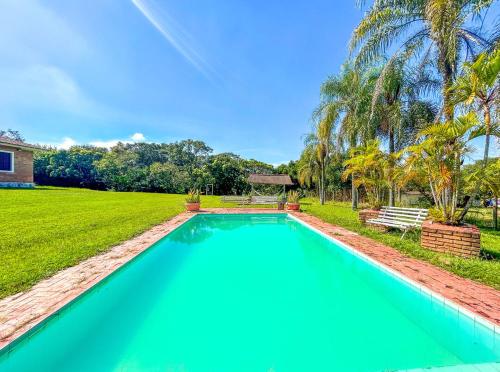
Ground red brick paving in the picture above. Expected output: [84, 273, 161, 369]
[0, 208, 498, 351]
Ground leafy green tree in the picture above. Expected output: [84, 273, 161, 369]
[147, 162, 190, 193]
[342, 140, 391, 209]
[276, 161, 298, 183]
[34, 146, 106, 188]
[162, 140, 212, 169]
[94, 149, 146, 191]
[401, 113, 484, 224]
[207, 153, 248, 195]
[125, 143, 166, 167]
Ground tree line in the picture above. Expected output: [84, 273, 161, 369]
[298, 0, 499, 225]
[33, 140, 299, 195]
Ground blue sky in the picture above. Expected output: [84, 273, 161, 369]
[0, 0, 497, 164]
[0, 0, 363, 164]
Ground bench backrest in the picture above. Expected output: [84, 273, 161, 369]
[378, 206, 428, 226]
[251, 195, 279, 204]
[221, 196, 250, 203]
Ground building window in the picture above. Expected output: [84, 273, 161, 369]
[0, 151, 14, 172]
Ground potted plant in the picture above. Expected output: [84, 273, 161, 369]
[286, 190, 301, 211]
[277, 192, 286, 210]
[402, 114, 483, 257]
[185, 189, 201, 212]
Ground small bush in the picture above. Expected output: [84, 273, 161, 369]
[185, 189, 200, 203]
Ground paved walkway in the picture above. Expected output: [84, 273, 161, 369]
[1, 208, 499, 350]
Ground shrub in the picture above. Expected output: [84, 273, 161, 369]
[185, 189, 200, 203]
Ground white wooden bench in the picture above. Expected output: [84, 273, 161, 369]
[367, 206, 428, 239]
[251, 195, 279, 205]
[221, 196, 251, 204]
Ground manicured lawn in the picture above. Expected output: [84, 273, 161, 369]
[0, 187, 231, 299]
[300, 198, 500, 290]
[1, 188, 498, 299]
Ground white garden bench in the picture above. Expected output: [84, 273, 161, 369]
[367, 206, 428, 239]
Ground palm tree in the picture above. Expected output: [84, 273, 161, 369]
[297, 140, 321, 196]
[299, 106, 337, 205]
[449, 49, 500, 219]
[350, 0, 495, 122]
[319, 63, 376, 208]
[370, 57, 439, 205]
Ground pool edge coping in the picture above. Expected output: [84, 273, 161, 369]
[286, 213, 500, 336]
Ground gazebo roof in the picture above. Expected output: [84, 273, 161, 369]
[247, 174, 293, 185]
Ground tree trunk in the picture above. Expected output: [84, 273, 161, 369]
[320, 166, 325, 205]
[494, 196, 498, 231]
[442, 63, 454, 122]
[388, 127, 395, 207]
[458, 105, 491, 222]
[351, 175, 358, 210]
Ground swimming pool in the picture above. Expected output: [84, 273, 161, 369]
[0, 213, 498, 371]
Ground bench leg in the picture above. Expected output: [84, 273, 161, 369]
[401, 229, 408, 240]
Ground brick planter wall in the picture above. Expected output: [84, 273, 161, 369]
[359, 209, 380, 225]
[421, 221, 481, 258]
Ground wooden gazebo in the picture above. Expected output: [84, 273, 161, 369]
[247, 174, 293, 195]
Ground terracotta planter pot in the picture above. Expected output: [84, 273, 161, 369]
[286, 203, 300, 211]
[421, 220, 481, 258]
[358, 209, 380, 225]
[185, 202, 200, 212]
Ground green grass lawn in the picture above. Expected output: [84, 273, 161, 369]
[0, 187, 232, 299]
[300, 198, 500, 289]
[1, 188, 499, 300]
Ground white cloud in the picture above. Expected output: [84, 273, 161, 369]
[58, 137, 77, 150]
[90, 133, 148, 148]
[131, 0, 216, 79]
[41, 133, 147, 150]
[131, 132, 146, 142]
[89, 139, 123, 148]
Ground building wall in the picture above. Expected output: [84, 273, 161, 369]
[0, 145, 34, 183]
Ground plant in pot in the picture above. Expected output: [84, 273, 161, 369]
[277, 192, 286, 210]
[185, 189, 201, 212]
[401, 113, 484, 257]
[342, 140, 390, 224]
[286, 190, 301, 211]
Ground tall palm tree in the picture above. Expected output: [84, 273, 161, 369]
[319, 63, 376, 208]
[449, 49, 500, 220]
[298, 140, 321, 196]
[351, 0, 495, 122]
[299, 105, 337, 205]
[370, 57, 439, 205]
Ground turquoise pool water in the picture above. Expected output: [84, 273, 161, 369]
[0, 214, 499, 371]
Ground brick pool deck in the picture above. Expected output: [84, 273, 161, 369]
[1, 208, 499, 350]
